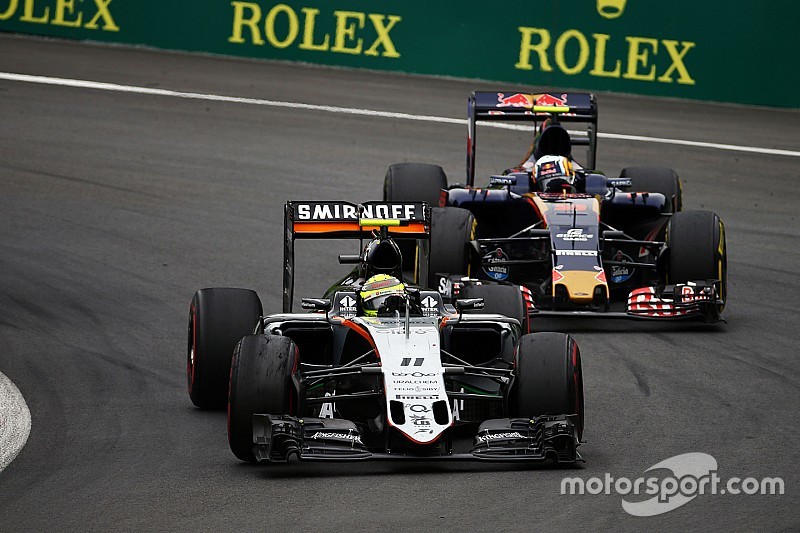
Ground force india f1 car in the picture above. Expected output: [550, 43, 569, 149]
[383, 91, 727, 322]
[186, 201, 584, 464]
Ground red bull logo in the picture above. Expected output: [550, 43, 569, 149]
[496, 92, 533, 107]
[533, 93, 568, 106]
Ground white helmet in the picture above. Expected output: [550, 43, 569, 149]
[533, 155, 575, 192]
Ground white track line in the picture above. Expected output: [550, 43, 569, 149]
[0, 371, 31, 474]
[1, 72, 798, 158]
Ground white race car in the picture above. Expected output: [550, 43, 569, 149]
[186, 201, 584, 464]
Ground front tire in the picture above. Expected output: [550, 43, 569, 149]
[667, 210, 727, 311]
[510, 333, 583, 440]
[228, 335, 298, 462]
[187, 288, 262, 409]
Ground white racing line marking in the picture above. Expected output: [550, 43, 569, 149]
[1, 71, 798, 158]
[0, 371, 31, 474]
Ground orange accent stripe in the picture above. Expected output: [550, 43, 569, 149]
[342, 319, 378, 352]
[293, 222, 426, 234]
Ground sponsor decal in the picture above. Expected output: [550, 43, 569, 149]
[597, 0, 627, 19]
[483, 247, 510, 281]
[294, 202, 418, 221]
[556, 228, 594, 241]
[318, 391, 335, 418]
[0, 0, 119, 32]
[310, 431, 363, 444]
[610, 250, 635, 283]
[400, 357, 425, 367]
[477, 431, 524, 442]
[437, 276, 452, 297]
[561, 452, 785, 517]
[396, 395, 439, 400]
[338, 294, 357, 316]
[229, 4, 401, 59]
[516, 2, 696, 86]
[497, 92, 532, 107]
[608, 178, 633, 188]
[556, 250, 598, 256]
[490, 175, 517, 186]
[420, 295, 439, 317]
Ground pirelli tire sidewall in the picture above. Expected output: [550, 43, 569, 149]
[511, 332, 583, 441]
[426, 207, 475, 289]
[619, 166, 683, 213]
[666, 210, 727, 312]
[187, 288, 263, 410]
[384, 163, 449, 274]
[461, 283, 530, 336]
[228, 335, 298, 463]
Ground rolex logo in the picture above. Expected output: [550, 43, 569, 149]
[597, 0, 627, 19]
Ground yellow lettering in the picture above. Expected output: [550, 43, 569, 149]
[554, 29, 589, 75]
[364, 14, 401, 58]
[85, 0, 118, 31]
[20, 0, 48, 23]
[623, 36, 658, 81]
[52, 0, 81, 27]
[298, 7, 329, 51]
[264, 4, 298, 49]
[589, 33, 621, 78]
[331, 11, 364, 54]
[229, 1, 264, 44]
[0, 0, 18, 20]
[658, 40, 695, 85]
[515, 27, 552, 71]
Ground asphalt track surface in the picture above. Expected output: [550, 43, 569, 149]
[1, 34, 798, 531]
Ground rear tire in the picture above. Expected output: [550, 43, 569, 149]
[511, 333, 583, 440]
[228, 335, 298, 462]
[384, 163, 449, 273]
[461, 284, 529, 334]
[619, 166, 682, 213]
[187, 288, 262, 409]
[667, 210, 727, 311]
[426, 207, 475, 288]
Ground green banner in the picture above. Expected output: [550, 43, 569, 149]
[1, 0, 798, 108]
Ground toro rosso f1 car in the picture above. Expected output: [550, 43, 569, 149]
[384, 91, 727, 322]
[186, 201, 584, 463]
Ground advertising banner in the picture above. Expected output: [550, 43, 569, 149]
[1, 0, 797, 107]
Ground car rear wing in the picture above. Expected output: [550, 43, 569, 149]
[467, 91, 598, 185]
[283, 201, 430, 312]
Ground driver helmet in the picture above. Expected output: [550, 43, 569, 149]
[532, 155, 575, 192]
[359, 274, 407, 317]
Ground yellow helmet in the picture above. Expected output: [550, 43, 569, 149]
[359, 274, 406, 317]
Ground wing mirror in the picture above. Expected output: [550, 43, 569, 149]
[301, 298, 332, 311]
[455, 298, 485, 312]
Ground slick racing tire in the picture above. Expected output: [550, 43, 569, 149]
[511, 333, 583, 441]
[461, 284, 530, 335]
[667, 210, 727, 312]
[426, 207, 475, 289]
[619, 166, 682, 213]
[228, 335, 298, 463]
[384, 163, 449, 273]
[187, 288, 263, 410]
